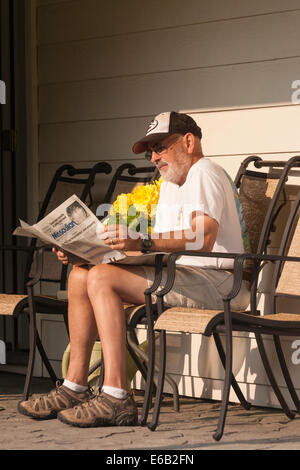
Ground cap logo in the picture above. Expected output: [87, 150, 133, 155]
[147, 119, 158, 135]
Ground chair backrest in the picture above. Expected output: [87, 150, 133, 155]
[235, 155, 300, 312]
[38, 162, 111, 219]
[25, 162, 112, 293]
[235, 156, 289, 256]
[103, 163, 157, 205]
[238, 171, 280, 254]
[236, 156, 300, 252]
[273, 189, 300, 301]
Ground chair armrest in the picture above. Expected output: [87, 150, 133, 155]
[144, 253, 165, 295]
[155, 250, 241, 299]
[234, 252, 300, 264]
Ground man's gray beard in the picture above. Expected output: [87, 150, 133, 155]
[158, 150, 190, 185]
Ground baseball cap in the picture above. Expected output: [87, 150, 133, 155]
[132, 111, 202, 154]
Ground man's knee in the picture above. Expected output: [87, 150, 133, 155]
[87, 264, 116, 295]
[68, 266, 89, 288]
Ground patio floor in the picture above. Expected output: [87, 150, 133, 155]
[1, 371, 300, 451]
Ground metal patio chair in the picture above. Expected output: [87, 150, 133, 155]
[0, 161, 112, 399]
[204, 187, 300, 438]
[139, 155, 300, 440]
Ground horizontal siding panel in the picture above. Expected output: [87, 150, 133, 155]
[38, 11, 300, 84]
[37, 0, 300, 45]
[39, 118, 152, 163]
[187, 105, 300, 156]
[39, 58, 300, 124]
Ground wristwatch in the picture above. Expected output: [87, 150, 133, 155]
[140, 234, 153, 253]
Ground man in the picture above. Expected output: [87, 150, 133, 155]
[18, 111, 250, 427]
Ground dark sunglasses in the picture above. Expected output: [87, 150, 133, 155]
[145, 142, 167, 161]
[144, 135, 181, 161]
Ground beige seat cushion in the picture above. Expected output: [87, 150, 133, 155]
[0, 293, 67, 317]
[0, 294, 28, 316]
[154, 307, 224, 335]
[154, 307, 300, 337]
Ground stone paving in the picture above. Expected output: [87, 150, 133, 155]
[1, 371, 300, 451]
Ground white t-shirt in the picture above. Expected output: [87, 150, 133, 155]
[153, 157, 249, 269]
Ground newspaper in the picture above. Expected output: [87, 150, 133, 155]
[13, 194, 166, 266]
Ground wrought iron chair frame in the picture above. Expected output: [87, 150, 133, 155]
[140, 155, 300, 440]
[1, 161, 112, 399]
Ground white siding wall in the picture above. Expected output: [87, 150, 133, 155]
[36, 0, 300, 200]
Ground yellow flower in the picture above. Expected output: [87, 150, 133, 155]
[111, 192, 133, 216]
[131, 177, 162, 214]
[106, 177, 163, 233]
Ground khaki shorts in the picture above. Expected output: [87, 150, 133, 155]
[141, 265, 250, 311]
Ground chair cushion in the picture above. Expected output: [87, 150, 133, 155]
[0, 293, 68, 317]
[154, 307, 224, 335]
[154, 307, 300, 337]
[0, 294, 28, 316]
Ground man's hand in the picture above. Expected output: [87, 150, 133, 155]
[99, 224, 141, 252]
[52, 247, 69, 265]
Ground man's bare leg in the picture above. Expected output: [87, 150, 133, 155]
[86, 264, 148, 391]
[65, 266, 98, 387]
[55, 263, 148, 427]
[17, 265, 96, 419]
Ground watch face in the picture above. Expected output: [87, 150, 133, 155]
[142, 237, 152, 250]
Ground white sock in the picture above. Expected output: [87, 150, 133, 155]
[63, 379, 88, 393]
[102, 385, 128, 400]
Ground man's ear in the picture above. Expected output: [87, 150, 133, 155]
[182, 133, 195, 154]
